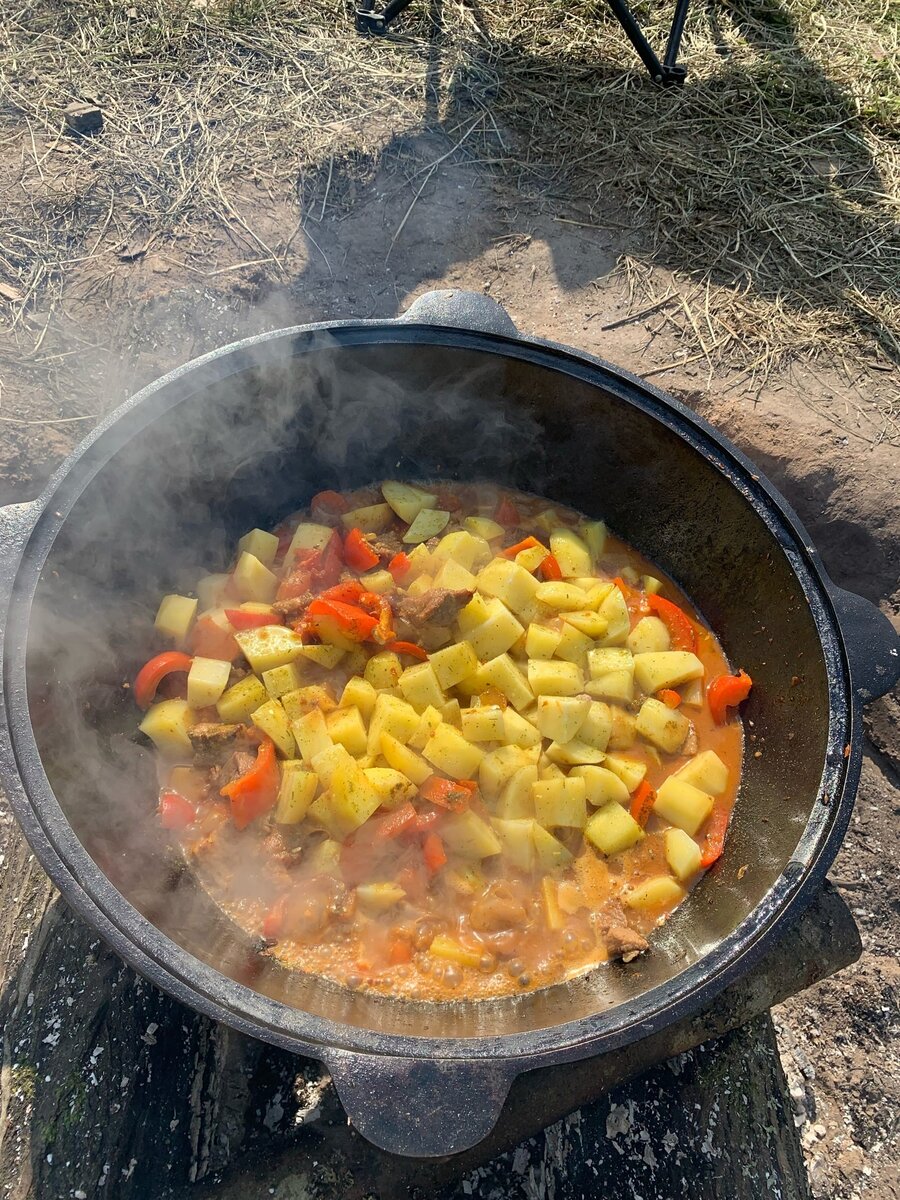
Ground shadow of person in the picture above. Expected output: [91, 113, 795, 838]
[289, 0, 897, 362]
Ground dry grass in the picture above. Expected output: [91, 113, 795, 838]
[0, 0, 898, 378]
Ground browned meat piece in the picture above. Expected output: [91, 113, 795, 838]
[263, 829, 304, 868]
[370, 529, 405, 559]
[392, 588, 474, 628]
[208, 746, 258, 788]
[189, 722, 254, 751]
[606, 925, 650, 962]
[273, 594, 313, 619]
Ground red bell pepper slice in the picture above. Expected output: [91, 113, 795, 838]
[190, 616, 240, 662]
[220, 739, 280, 830]
[375, 801, 418, 840]
[707, 670, 753, 725]
[314, 528, 344, 588]
[134, 651, 193, 709]
[419, 776, 473, 811]
[494, 495, 520, 526]
[613, 575, 651, 618]
[309, 490, 350, 523]
[629, 780, 657, 827]
[385, 640, 428, 661]
[387, 552, 412, 584]
[307, 598, 378, 642]
[318, 580, 366, 605]
[262, 895, 287, 941]
[540, 553, 563, 581]
[158, 788, 198, 829]
[502, 535, 541, 559]
[657, 688, 682, 709]
[224, 607, 283, 630]
[344, 528, 380, 572]
[700, 803, 731, 868]
[646, 594, 697, 652]
[423, 832, 447, 873]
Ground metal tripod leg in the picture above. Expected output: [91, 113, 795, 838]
[606, 0, 689, 85]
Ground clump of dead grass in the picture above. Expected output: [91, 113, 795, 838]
[0, 0, 897, 381]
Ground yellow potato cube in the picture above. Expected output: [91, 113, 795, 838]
[554, 621, 594, 666]
[307, 838, 342, 875]
[570, 765, 630, 806]
[534, 581, 585, 611]
[326, 707, 368, 757]
[187, 656, 231, 708]
[398, 662, 446, 712]
[360, 569, 394, 595]
[403, 508, 451, 544]
[441, 697, 462, 727]
[624, 876, 685, 912]
[532, 823, 574, 872]
[635, 697, 691, 753]
[274, 762, 318, 824]
[480, 744, 538, 799]
[340, 675, 378, 722]
[154, 594, 198, 644]
[237, 527, 279, 566]
[280, 685, 336, 721]
[216, 675, 269, 723]
[251, 698, 296, 758]
[432, 529, 490, 571]
[296, 643, 345, 669]
[363, 767, 418, 809]
[366, 694, 420, 755]
[549, 528, 592, 577]
[314, 760, 382, 838]
[580, 520, 607, 561]
[626, 616, 671, 655]
[139, 699, 194, 757]
[654, 777, 714, 835]
[380, 732, 432, 785]
[235, 626, 306, 674]
[422, 723, 484, 779]
[476, 558, 543, 622]
[405, 573, 434, 598]
[467, 599, 524, 662]
[545, 738, 606, 766]
[429, 641, 478, 690]
[262, 661, 306, 698]
[381, 480, 437, 524]
[463, 515, 504, 541]
[577, 701, 613, 751]
[564, 610, 609, 639]
[587, 668, 634, 705]
[535, 695, 590, 742]
[533, 776, 588, 828]
[433, 557, 478, 592]
[541, 876, 565, 930]
[539, 758, 566, 780]
[585, 802, 645, 855]
[284, 522, 332, 567]
[664, 827, 703, 880]
[527, 659, 584, 697]
[409, 705, 444, 750]
[502, 708, 542, 748]
[440, 810, 502, 859]
[461, 705, 506, 742]
[457, 592, 492, 634]
[340, 502, 393, 533]
[429, 934, 484, 969]
[525, 622, 562, 660]
[495, 765, 538, 818]
[292, 708, 333, 764]
[633, 651, 704, 694]
[593, 586, 630, 646]
[491, 818, 537, 870]
[675, 749, 729, 795]
[232, 552, 278, 603]
[310, 743, 355, 788]
[608, 708, 638, 750]
[515, 543, 549, 573]
[356, 882, 406, 914]
[603, 754, 648, 793]
[480, 653, 534, 711]
[589, 647, 633, 677]
[196, 573, 229, 611]
[364, 651, 403, 691]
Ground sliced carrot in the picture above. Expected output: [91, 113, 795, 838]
[375, 801, 418, 840]
[502, 535, 541, 559]
[707, 670, 753, 724]
[423, 832, 447, 873]
[657, 688, 682, 709]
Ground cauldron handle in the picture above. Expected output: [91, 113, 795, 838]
[827, 583, 900, 703]
[398, 289, 519, 338]
[323, 1048, 515, 1157]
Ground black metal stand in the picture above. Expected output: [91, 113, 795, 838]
[355, 0, 690, 85]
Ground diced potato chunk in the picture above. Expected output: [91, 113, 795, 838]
[480, 653, 534, 711]
[326, 707, 368, 757]
[187, 657, 231, 708]
[586, 668, 633, 704]
[251, 698, 296, 758]
[232, 552, 278, 603]
[625, 876, 685, 912]
[366, 694, 420, 754]
[262, 661, 305, 698]
[588, 647, 633, 677]
[463, 515, 504, 541]
[340, 502, 393, 533]
[525, 622, 561, 660]
[310, 743, 355, 788]
[585, 802, 645, 855]
[675, 749, 729, 795]
[281, 685, 336, 721]
[468, 599, 524, 662]
[363, 767, 418, 808]
[295, 642, 344, 669]
[564, 610, 609, 638]
[274, 762, 318, 823]
[441, 810, 502, 859]
[196, 573, 229, 611]
[292, 708, 333, 764]
[603, 754, 648, 793]
[340, 676, 378, 722]
[154, 594, 198, 643]
[457, 592, 491, 634]
[441, 697, 462, 727]
[577, 701, 613, 751]
[403, 508, 451, 544]
[356, 882, 406, 913]
[653, 777, 715, 835]
[527, 659, 584, 697]
[491, 818, 537, 870]
[431, 530, 488, 572]
[515, 543, 549, 573]
[495, 765, 538, 818]
[535, 695, 590, 742]
[626, 616, 671, 655]
[235, 626, 306, 674]
[433, 557, 477, 592]
[307, 838, 342, 875]
[665, 827, 703, 880]
[502, 708, 542, 748]
[541, 876, 564, 929]
[314, 760, 382, 838]
[595, 586, 630, 646]
[549, 528, 592, 577]
[422, 723, 484, 778]
[580, 520, 607, 561]
[480, 744, 538, 799]
[635, 697, 690, 753]
[139, 699, 194, 757]
[534, 581, 585, 611]
[398, 662, 446, 712]
[381, 480, 437, 524]
[409, 705, 443, 750]
[461, 705, 506, 742]
[532, 822, 574, 871]
[361, 569, 394, 595]
[285, 522, 332, 567]
[633, 651, 704, 694]
[429, 640, 478, 690]
[608, 708, 637, 750]
[554, 621, 593, 666]
[429, 934, 483, 968]
[570, 764, 630, 807]
[380, 733, 432, 785]
[545, 738, 606, 766]
[476, 558, 543, 622]
[533, 776, 588, 828]
[238, 528, 279, 566]
[364, 651, 403, 691]
[216, 675, 269, 723]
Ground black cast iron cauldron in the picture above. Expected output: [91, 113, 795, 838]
[1, 291, 897, 1158]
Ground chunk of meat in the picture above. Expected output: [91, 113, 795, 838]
[392, 588, 474, 628]
[370, 529, 405, 559]
[272, 594, 313, 620]
[605, 924, 649, 962]
[189, 722, 256, 760]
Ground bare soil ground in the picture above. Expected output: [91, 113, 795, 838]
[1, 1, 898, 1195]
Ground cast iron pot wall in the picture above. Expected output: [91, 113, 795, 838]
[0, 293, 896, 1157]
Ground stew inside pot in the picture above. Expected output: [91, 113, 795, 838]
[135, 482, 750, 1000]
